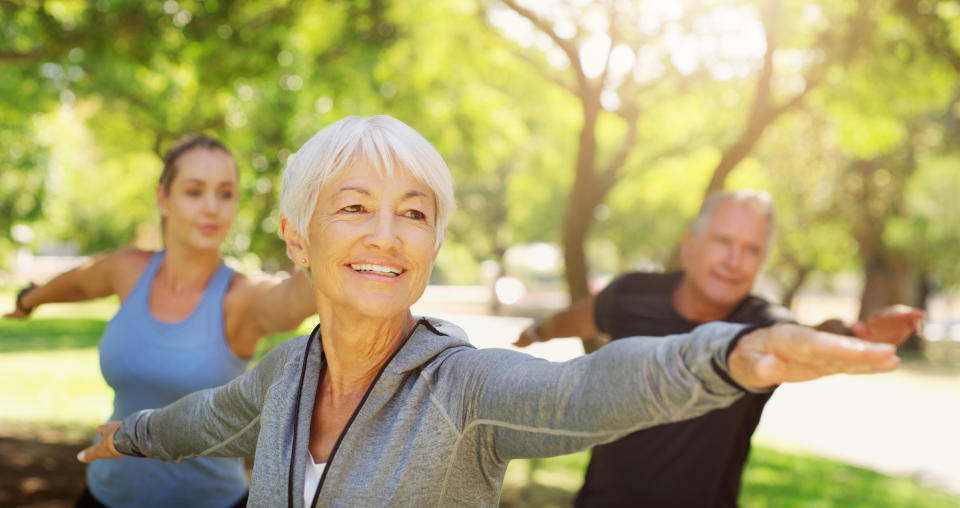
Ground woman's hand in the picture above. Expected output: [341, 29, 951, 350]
[77, 421, 124, 463]
[729, 324, 900, 390]
[4, 283, 37, 319]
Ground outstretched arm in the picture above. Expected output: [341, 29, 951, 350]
[76, 335, 299, 464]
[244, 269, 316, 335]
[448, 322, 898, 460]
[226, 270, 316, 357]
[513, 296, 600, 347]
[4, 250, 137, 319]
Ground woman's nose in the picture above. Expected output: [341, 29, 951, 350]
[363, 212, 401, 251]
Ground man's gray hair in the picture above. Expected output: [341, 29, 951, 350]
[690, 189, 776, 249]
[280, 115, 456, 248]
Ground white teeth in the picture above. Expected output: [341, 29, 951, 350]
[350, 263, 402, 276]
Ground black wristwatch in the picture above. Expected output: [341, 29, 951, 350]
[15, 283, 37, 314]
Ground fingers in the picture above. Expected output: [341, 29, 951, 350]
[512, 325, 538, 348]
[776, 325, 896, 361]
[851, 321, 870, 341]
[732, 324, 902, 388]
[78, 422, 123, 463]
[77, 445, 98, 463]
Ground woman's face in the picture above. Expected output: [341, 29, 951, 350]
[158, 148, 238, 251]
[300, 163, 439, 320]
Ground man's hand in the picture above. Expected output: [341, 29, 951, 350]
[852, 304, 925, 346]
[729, 324, 900, 390]
[513, 323, 544, 348]
[77, 421, 124, 463]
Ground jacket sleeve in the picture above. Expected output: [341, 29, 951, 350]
[433, 321, 762, 461]
[112, 340, 295, 461]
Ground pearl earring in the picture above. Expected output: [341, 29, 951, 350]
[301, 258, 307, 263]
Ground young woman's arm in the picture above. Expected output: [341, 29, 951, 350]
[224, 270, 316, 357]
[5, 249, 148, 319]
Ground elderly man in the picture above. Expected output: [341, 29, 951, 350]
[514, 189, 923, 508]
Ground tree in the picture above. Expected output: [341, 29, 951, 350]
[483, 0, 856, 350]
[0, 0, 395, 268]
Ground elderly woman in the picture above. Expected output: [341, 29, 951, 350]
[79, 116, 900, 507]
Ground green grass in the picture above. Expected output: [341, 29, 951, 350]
[0, 347, 111, 428]
[0, 318, 108, 352]
[740, 447, 960, 508]
[500, 448, 960, 508]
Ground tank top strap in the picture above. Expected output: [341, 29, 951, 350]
[209, 260, 236, 300]
[192, 260, 235, 315]
[125, 250, 165, 307]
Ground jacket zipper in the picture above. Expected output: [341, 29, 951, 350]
[303, 318, 430, 507]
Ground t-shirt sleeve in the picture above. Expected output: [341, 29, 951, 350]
[748, 299, 796, 327]
[593, 275, 626, 334]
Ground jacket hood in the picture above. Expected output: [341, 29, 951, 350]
[381, 316, 474, 376]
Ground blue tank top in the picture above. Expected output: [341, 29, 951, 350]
[87, 251, 250, 508]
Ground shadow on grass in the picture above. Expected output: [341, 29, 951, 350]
[0, 429, 88, 508]
[0, 319, 106, 353]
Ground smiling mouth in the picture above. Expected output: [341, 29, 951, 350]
[710, 272, 741, 285]
[349, 263, 405, 277]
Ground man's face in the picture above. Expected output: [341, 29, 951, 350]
[681, 201, 770, 310]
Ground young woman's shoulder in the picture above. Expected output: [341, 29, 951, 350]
[107, 249, 156, 298]
[223, 270, 288, 305]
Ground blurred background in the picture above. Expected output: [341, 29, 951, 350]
[1, 0, 959, 506]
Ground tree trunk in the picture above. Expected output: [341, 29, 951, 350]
[781, 265, 811, 310]
[562, 96, 610, 353]
[858, 249, 925, 352]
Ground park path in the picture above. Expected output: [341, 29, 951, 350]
[416, 311, 960, 497]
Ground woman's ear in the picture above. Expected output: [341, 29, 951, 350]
[280, 216, 309, 268]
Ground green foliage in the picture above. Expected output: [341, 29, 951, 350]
[2, 0, 959, 299]
[890, 155, 960, 287]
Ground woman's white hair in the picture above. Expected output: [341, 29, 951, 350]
[280, 115, 455, 247]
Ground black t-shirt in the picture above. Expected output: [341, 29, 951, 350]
[574, 271, 794, 508]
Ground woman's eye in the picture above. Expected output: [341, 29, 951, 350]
[404, 209, 426, 220]
[220, 191, 234, 200]
[186, 189, 202, 197]
[341, 204, 363, 213]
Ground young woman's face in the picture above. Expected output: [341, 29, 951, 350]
[158, 148, 239, 252]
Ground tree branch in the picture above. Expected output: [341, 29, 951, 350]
[478, 11, 576, 94]
[498, 0, 591, 94]
[0, 48, 46, 63]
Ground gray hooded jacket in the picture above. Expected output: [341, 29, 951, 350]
[113, 317, 758, 507]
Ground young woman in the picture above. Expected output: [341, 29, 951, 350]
[6, 135, 316, 508]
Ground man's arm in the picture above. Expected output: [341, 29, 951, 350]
[513, 295, 600, 347]
[813, 304, 924, 346]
